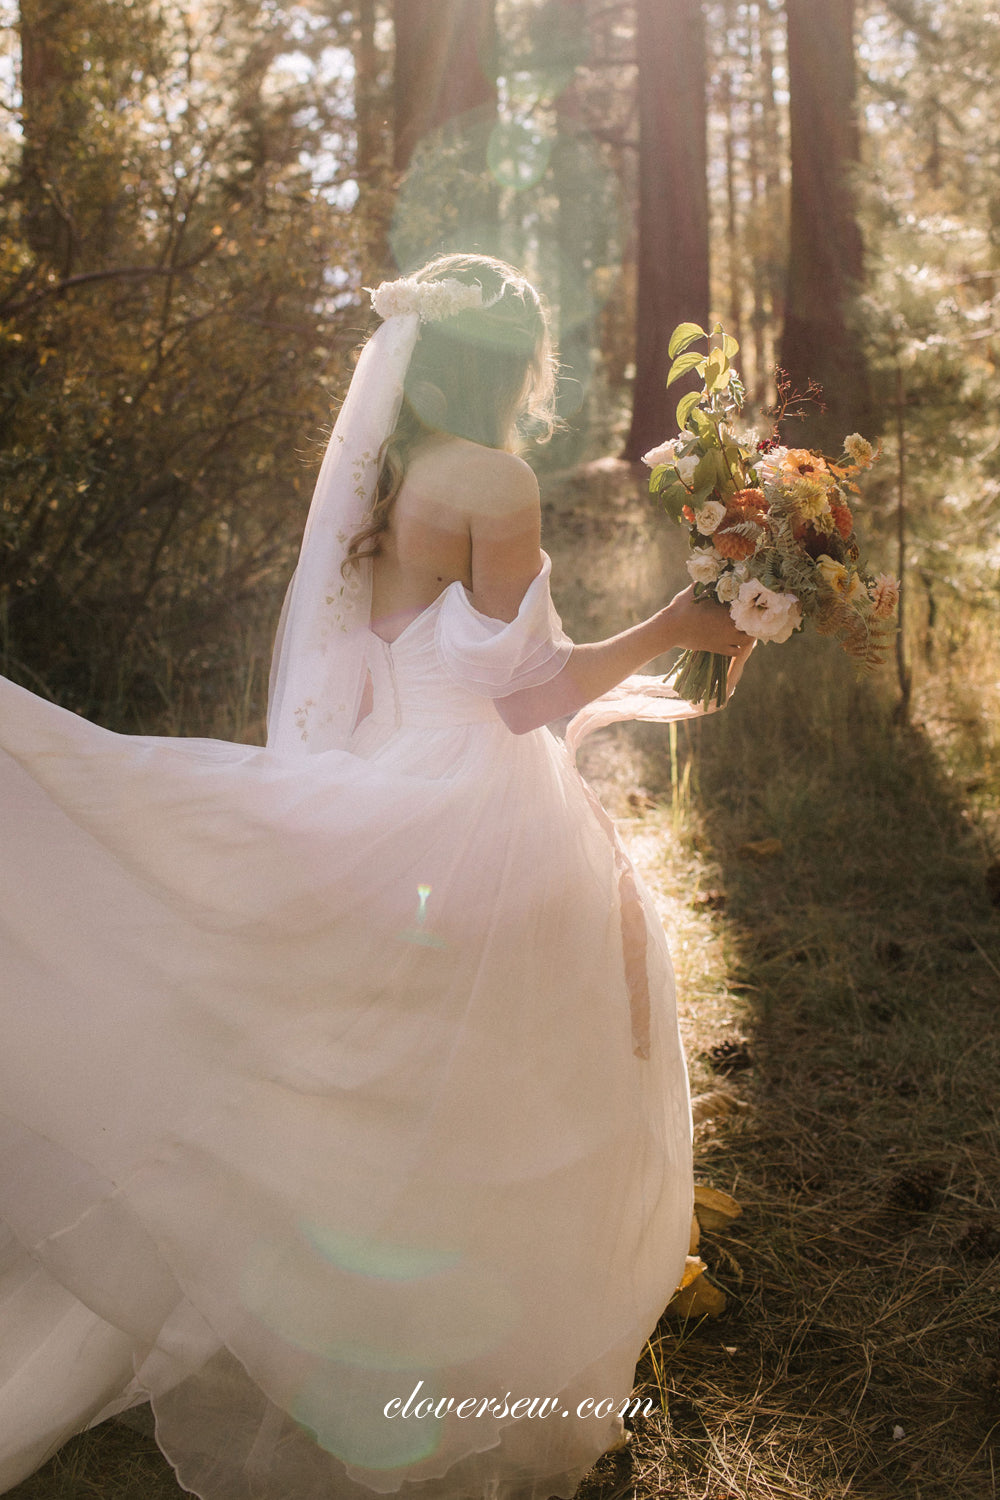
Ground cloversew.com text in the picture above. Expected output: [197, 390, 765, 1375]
[384, 1382, 655, 1422]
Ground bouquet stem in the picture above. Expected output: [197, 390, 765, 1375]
[668, 649, 730, 711]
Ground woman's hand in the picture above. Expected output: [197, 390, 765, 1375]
[660, 584, 752, 656]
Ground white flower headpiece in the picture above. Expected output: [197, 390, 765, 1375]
[369, 275, 505, 324]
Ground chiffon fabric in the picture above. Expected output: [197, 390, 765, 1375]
[0, 556, 694, 1500]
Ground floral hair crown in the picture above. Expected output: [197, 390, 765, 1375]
[369, 275, 507, 324]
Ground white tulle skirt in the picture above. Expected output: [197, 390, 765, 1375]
[0, 587, 692, 1500]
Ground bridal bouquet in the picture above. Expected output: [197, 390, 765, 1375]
[643, 323, 899, 709]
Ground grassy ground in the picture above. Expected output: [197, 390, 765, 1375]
[9, 462, 999, 1499]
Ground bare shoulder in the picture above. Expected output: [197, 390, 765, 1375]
[405, 438, 539, 522]
[461, 445, 540, 517]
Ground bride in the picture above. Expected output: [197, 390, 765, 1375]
[0, 252, 749, 1500]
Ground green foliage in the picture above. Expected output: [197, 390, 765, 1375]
[0, 0, 375, 728]
[858, 0, 1000, 618]
[667, 321, 707, 359]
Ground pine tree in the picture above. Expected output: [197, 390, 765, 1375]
[623, 0, 710, 461]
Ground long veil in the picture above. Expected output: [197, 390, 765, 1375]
[266, 314, 421, 755]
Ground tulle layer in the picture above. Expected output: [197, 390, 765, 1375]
[0, 572, 692, 1500]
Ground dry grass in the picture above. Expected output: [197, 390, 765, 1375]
[573, 616, 1000, 1497]
[9, 461, 999, 1499]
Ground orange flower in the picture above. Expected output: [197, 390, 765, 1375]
[682, 504, 696, 522]
[728, 492, 767, 522]
[781, 449, 830, 480]
[714, 529, 756, 561]
[830, 500, 854, 540]
[714, 511, 758, 561]
[712, 489, 767, 560]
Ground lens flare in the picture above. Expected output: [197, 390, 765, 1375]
[239, 1231, 518, 1369]
[398, 881, 446, 947]
[291, 1367, 443, 1469]
[486, 119, 553, 190]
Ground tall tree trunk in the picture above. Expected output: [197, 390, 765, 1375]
[356, 0, 382, 178]
[392, 0, 497, 173]
[354, 0, 393, 276]
[554, 68, 591, 427]
[623, 0, 709, 463]
[18, 0, 84, 268]
[779, 0, 873, 447]
[390, 0, 499, 267]
[721, 63, 742, 350]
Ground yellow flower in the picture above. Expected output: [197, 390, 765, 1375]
[816, 554, 864, 601]
[789, 475, 831, 521]
[844, 433, 875, 468]
[780, 449, 835, 484]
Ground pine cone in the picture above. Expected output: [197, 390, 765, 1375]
[886, 1169, 942, 1213]
[706, 1038, 752, 1075]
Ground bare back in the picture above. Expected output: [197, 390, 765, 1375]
[369, 436, 544, 643]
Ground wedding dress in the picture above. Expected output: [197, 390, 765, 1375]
[0, 272, 723, 1499]
[0, 550, 696, 1500]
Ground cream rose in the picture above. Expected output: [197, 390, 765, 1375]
[641, 438, 678, 468]
[686, 550, 724, 584]
[676, 454, 699, 487]
[694, 500, 726, 535]
[715, 570, 742, 603]
[729, 580, 802, 643]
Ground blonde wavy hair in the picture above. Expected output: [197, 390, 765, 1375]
[343, 252, 558, 571]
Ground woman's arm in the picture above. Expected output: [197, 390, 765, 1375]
[466, 459, 751, 736]
[494, 586, 752, 734]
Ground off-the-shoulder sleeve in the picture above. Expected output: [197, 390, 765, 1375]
[564, 646, 752, 759]
[435, 552, 574, 698]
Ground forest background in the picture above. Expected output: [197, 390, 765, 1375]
[2, 3, 999, 1499]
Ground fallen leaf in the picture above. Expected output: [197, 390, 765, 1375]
[689, 1213, 701, 1255]
[667, 1257, 727, 1318]
[694, 1185, 743, 1233]
[691, 1089, 748, 1125]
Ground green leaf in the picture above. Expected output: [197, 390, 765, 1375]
[689, 481, 718, 508]
[666, 350, 707, 388]
[722, 333, 740, 359]
[687, 407, 714, 438]
[668, 321, 707, 359]
[703, 347, 728, 392]
[676, 390, 703, 431]
[647, 462, 670, 493]
[694, 451, 717, 489]
[659, 480, 690, 522]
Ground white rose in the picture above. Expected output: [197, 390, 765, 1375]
[715, 570, 742, 602]
[686, 550, 723, 584]
[676, 453, 699, 486]
[694, 500, 726, 535]
[641, 438, 677, 468]
[729, 580, 802, 643]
